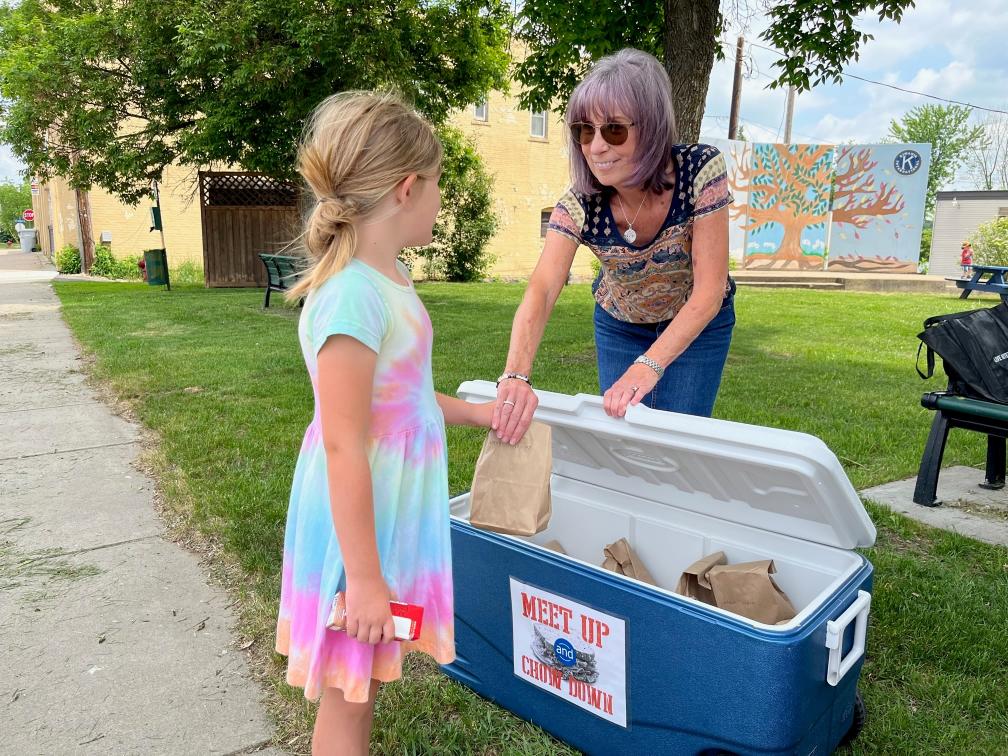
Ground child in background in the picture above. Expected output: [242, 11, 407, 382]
[961, 241, 973, 276]
[275, 91, 494, 755]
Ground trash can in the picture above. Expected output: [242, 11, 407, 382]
[445, 381, 875, 756]
[142, 248, 170, 289]
[18, 228, 37, 254]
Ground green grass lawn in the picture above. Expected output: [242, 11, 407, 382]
[54, 281, 1008, 754]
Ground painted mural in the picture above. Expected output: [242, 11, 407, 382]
[708, 138, 751, 263]
[827, 143, 931, 273]
[735, 144, 834, 270]
[704, 138, 931, 273]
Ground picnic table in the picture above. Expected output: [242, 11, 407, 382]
[947, 264, 1008, 301]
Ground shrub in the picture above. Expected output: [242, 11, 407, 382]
[170, 260, 204, 285]
[919, 226, 933, 265]
[422, 125, 497, 282]
[55, 244, 81, 274]
[89, 244, 118, 278]
[119, 255, 144, 280]
[970, 217, 1008, 267]
[90, 244, 144, 280]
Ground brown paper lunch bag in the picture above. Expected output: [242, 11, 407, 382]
[469, 420, 552, 536]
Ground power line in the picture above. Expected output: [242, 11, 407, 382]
[702, 114, 821, 144]
[735, 38, 1008, 116]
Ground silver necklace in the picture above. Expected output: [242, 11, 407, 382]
[615, 191, 648, 244]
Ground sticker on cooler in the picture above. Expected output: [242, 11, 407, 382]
[510, 577, 627, 727]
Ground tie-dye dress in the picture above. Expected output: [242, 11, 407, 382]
[275, 258, 455, 703]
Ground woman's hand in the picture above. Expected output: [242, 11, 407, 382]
[345, 575, 396, 645]
[492, 378, 538, 444]
[603, 363, 660, 418]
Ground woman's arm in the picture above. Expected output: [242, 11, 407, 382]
[602, 206, 730, 417]
[494, 231, 579, 443]
[317, 335, 395, 645]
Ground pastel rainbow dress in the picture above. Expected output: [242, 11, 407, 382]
[275, 258, 454, 703]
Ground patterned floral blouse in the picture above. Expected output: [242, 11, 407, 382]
[549, 143, 732, 324]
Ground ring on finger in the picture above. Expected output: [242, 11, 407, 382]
[503, 399, 515, 406]
[629, 385, 639, 394]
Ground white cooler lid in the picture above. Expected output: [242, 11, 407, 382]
[458, 381, 876, 550]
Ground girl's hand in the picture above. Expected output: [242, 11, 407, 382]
[345, 576, 396, 645]
[471, 401, 496, 429]
[493, 378, 538, 445]
[603, 363, 660, 418]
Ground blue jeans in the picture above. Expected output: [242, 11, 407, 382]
[593, 283, 735, 417]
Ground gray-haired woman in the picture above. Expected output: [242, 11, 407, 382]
[493, 48, 735, 443]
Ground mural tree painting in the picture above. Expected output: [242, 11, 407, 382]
[729, 144, 834, 270]
[827, 146, 909, 272]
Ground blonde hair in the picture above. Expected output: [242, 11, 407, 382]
[286, 91, 442, 300]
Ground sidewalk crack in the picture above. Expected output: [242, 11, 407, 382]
[0, 440, 135, 463]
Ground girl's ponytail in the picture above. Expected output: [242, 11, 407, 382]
[286, 91, 442, 301]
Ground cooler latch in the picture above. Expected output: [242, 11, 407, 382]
[825, 590, 871, 686]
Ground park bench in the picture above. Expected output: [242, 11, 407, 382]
[258, 253, 307, 308]
[945, 264, 1008, 302]
[913, 391, 1007, 506]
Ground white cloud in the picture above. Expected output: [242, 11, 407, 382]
[0, 145, 26, 184]
[705, 0, 1008, 149]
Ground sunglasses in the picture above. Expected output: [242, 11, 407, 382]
[569, 121, 635, 146]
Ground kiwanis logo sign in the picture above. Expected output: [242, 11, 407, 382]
[510, 578, 628, 727]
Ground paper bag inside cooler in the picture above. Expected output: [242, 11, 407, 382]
[469, 420, 552, 536]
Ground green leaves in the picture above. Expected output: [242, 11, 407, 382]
[0, 180, 32, 242]
[0, 0, 511, 204]
[514, 0, 916, 142]
[763, 1, 915, 91]
[969, 217, 1008, 267]
[424, 125, 497, 282]
[888, 104, 984, 219]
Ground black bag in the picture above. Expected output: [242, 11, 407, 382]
[916, 302, 1008, 404]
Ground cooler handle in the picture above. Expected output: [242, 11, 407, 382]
[825, 590, 871, 687]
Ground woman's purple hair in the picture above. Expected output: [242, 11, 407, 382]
[565, 48, 678, 195]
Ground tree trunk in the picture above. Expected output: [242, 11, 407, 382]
[777, 222, 805, 261]
[75, 189, 94, 273]
[663, 0, 721, 143]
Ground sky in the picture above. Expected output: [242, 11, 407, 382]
[700, 0, 1008, 189]
[2, 0, 1007, 188]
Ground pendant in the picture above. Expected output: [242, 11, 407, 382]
[624, 227, 637, 243]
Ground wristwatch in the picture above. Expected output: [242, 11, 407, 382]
[634, 355, 664, 379]
[497, 371, 532, 388]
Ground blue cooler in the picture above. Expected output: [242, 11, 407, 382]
[444, 381, 875, 756]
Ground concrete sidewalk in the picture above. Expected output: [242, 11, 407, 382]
[0, 250, 278, 755]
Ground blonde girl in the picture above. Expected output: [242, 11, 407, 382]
[275, 91, 493, 755]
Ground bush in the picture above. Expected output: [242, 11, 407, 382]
[89, 244, 144, 280]
[970, 217, 1008, 267]
[421, 125, 497, 282]
[119, 255, 144, 280]
[919, 226, 933, 265]
[170, 260, 205, 285]
[55, 244, 81, 274]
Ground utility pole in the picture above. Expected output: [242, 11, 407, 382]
[783, 86, 796, 143]
[728, 36, 744, 140]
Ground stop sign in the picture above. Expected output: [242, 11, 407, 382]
[22, 209, 34, 222]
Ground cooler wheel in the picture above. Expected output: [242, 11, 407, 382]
[838, 690, 867, 749]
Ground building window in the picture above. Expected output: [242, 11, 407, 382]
[473, 99, 488, 122]
[531, 111, 548, 139]
[541, 208, 553, 237]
